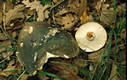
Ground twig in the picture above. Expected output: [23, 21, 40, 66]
[17, 70, 26, 80]
[99, 66, 106, 80]
[50, 0, 65, 25]
[91, 62, 99, 80]
[0, 51, 13, 63]
[2, 2, 9, 38]
[1, 2, 17, 42]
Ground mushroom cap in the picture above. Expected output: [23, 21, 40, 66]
[75, 22, 107, 52]
[17, 22, 79, 75]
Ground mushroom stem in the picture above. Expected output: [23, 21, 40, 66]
[86, 32, 95, 41]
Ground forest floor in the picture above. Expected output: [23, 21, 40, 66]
[0, 0, 126, 80]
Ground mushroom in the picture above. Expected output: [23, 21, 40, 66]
[16, 22, 79, 75]
[75, 22, 107, 52]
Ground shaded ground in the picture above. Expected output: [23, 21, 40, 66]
[0, 0, 126, 80]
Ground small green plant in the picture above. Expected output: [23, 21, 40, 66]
[40, 0, 52, 5]
[11, 0, 16, 4]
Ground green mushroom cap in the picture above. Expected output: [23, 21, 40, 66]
[17, 22, 79, 75]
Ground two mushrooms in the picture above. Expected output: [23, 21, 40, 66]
[16, 22, 107, 75]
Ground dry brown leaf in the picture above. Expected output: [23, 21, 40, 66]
[0, 40, 12, 53]
[37, 5, 50, 21]
[0, 10, 2, 24]
[20, 74, 29, 80]
[95, 0, 105, 14]
[88, 48, 104, 63]
[1, 51, 13, 61]
[22, 0, 50, 21]
[0, 33, 7, 40]
[52, 0, 62, 3]
[0, 0, 13, 11]
[22, 0, 43, 11]
[100, 4, 116, 25]
[119, 49, 126, 65]
[44, 10, 50, 19]
[55, 9, 68, 16]
[5, 0, 13, 11]
[68, 0, 87, 17]
[120, 28, 126, 40]
[56, 13, 78, 30]
[117, 3, 126, 16]
[11, 31, 17, 38]
[80, 11, 89, 24]
[0, 60, 16, 77]
[5, 4, 25, 25]
[72, 58, 88, 67]
[43, 58, 83, 80]
[0, 1, 3, 10]
[108, 63, 119, 80]
[37, 74, 49, 80]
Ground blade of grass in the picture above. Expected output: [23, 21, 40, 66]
[78, 66, 92, 80]
[113, 30, 118, 61]
[118, 13, 126, 34]
[106, 30, 112, 62]
[114, 0, 116, 10]
[99, 66, 106, 80]
[92, 30, 113, 80]
[91, 43, 108, 80]
[0, 70, 16, 73]
[37, 71, 66, 80]
[102, 30, 113, 80]
[109, 73, 117, 80]
[0, 46, 16, 51]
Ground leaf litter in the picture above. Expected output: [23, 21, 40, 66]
[0, 0, 126, 80]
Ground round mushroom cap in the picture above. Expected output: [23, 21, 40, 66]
[17, 22, 79, 75]
[75, 22, 107, 52]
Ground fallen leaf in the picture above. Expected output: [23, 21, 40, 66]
[37, 5, 50, 21]
[43, 58, 83, 80]
[68, 0, 87, 17]
[20, 74, 29, 80]
[5, 4, 25, 25]
[0, 0, 13, 11]
[0, 10, 2, 24]
[52, 0, 62, 3]
[117, 3, 126, 16]
[80, 11, 89, 24]
[1, 51, 14, 61]
[108, 63, 119, 80]
[0, 60, 16, 77]
[44, 10, 50, 19]
[0, 40, 12, 53]
[22, 0, 51, 21]
[100, 4, 116, 25]
[0, 33, 7, 40]
[120, 28, 126, 39]
[88, 48, 105, 63]
[55, 13, 78, 30]
[11, 31, 17, 38]
[37, 74, 49, 80]
[55, 9, 69, 16]
[95, 0, 105, 14]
